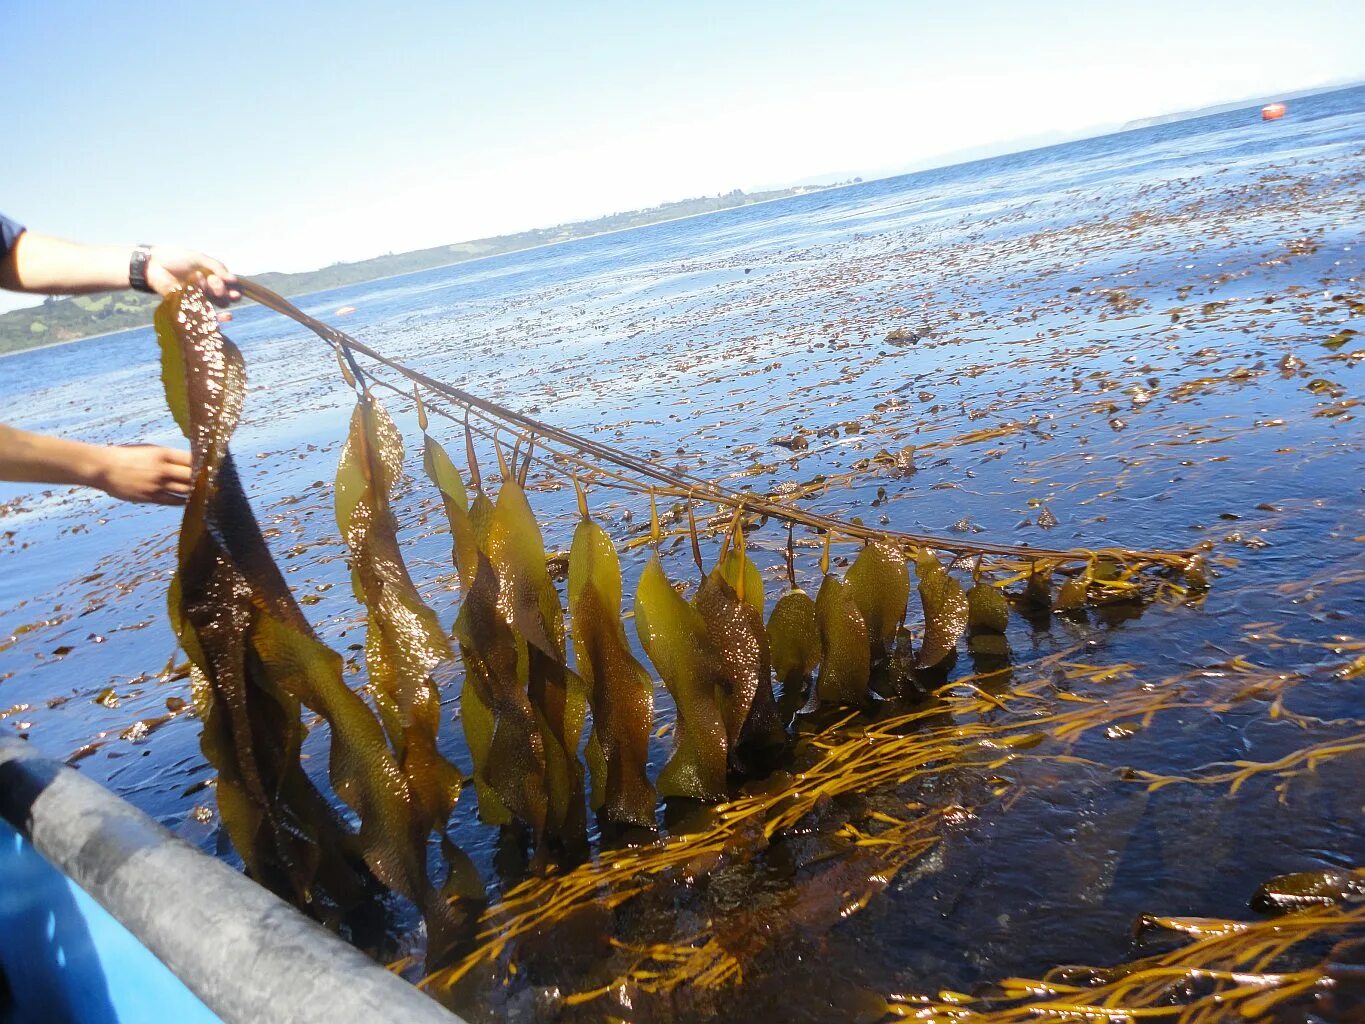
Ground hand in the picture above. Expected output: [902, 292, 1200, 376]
[91, 444, 193, 505]
[145, 245, 242, 311]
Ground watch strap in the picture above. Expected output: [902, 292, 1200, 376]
[129, 245, 155, 293]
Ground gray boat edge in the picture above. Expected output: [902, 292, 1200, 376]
[0, 734, 467, 1024]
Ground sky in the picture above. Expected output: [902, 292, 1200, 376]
[2, 0, 1362, 312]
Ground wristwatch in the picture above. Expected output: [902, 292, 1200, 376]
[129, 245, 155, 293]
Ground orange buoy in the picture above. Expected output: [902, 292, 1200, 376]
[1262, 103, 1286, 121]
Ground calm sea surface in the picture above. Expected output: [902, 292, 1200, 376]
[2, 86, 1363, 1019]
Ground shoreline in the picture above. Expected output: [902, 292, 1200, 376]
[0, 185, 841, 362]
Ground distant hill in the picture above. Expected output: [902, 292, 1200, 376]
[0, 183, 840, 356]
[1120, 81, 1364, 130]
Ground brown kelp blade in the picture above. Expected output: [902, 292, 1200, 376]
[159, 287, 355, 908]
[813, 573, 872, 707]
[914, 549, 969, 670]
[694, 559, 784, 765]
[484, 476, 587, 854]
[844, 541, 911, 662]
[336, 395, 463, 833]
[453, 546, 546, 834]
[158, 287, 471, 958]
[768, 589, 820, 715]
[569, 518, 657, 827]
[634, 556, 729, 801]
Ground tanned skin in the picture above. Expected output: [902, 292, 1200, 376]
[0, 231, 240, 504]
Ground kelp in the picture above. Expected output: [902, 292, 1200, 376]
[421, 418, 511, 827]
[157, 287, 467, 959]
[160, 287, 358, 910]
[881, 896, 1365, 1023]
[160, 281, 1264, 1013]
[634, 556, 730, 802]
[484, 474, 588, 856]
[914, 548, 969, 670]
[336, 394, 463, 836]
[428, 427, 588, 856]
[569, 512, 656, 828]
[813, 573, 872, 707]
[767, 588, 819, 714]
[420, 648, 1348, 1011]
[694, 547, 785, 768]
[844, 541, 910, 664]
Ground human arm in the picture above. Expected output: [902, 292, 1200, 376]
[0, 229, 240, 306]
[0, 424, 192, 506]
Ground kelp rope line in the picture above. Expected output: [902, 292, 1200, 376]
[234, 279, 1202, 575]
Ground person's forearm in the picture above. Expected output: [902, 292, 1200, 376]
[0, 231, 132, 294]
[0, 423, 110, 487]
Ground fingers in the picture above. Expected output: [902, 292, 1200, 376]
[204, 273, 232, 306]
[101, 445, 194, 505]
[198, 255, 241, 306]
[162, 450, 193, 494]
[147, 247, 242, 305]
[144, 490, 188, 507]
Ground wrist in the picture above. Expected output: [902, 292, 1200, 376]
[75, 443, 116, 491]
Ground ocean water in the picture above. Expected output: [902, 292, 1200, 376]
[2, 86, 1362, 1019]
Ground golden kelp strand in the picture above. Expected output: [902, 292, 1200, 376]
[336, 394, 463, 835]
[484, 474, 588, 858]
[423, 654, 1318, 1001]
[568, 514, 657, 828]
[881, 897, 1365, 1023]
[633, 556, 730, 801]
[160, 287, 356, 910]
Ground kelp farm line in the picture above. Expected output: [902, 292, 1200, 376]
[157, 282, 1363, 1021]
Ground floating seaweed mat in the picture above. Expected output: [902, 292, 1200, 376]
[156, 286, 470, 959]
[879, 892, 1365, 1023]
[418, 653, 1355, 1007]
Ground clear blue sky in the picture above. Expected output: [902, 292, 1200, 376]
[2, 0, 1361, 310]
